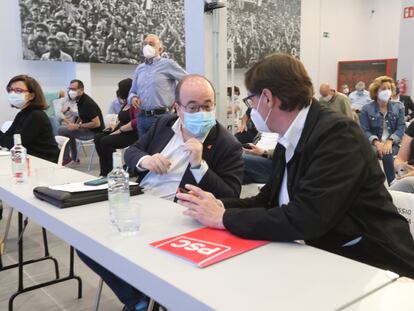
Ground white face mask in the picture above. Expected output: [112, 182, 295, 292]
[68, 90, 78, 100]
[8, 92, 26, 109]
[250, 93, 272, 133]
[143, 44, 156, 59]
[378, 89, 392, 102]
[323, 95, 333, 102]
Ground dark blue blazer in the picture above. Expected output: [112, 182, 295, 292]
[124, 114, 243, 198]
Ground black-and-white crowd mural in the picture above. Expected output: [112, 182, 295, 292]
[227, 0, 301, 68]
[18, 0, 185, 66]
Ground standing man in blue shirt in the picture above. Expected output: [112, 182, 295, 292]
[128, 34, 188, 136]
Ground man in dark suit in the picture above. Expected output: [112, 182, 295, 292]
[394, 87, 414, 121]
[78, 74, 243, 311]
[124, 74, 243, 200]
[177, 54, 414, 278]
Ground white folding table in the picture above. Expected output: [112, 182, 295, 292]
[0, 156, 400, 311]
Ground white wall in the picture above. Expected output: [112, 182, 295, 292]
[398, 0, 414, 95]
[90, 63, 136, 113]
[303, 0, 401, 93]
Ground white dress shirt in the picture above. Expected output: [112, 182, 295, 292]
[137, 119, 208, 200]
[277, 104, 311, 206]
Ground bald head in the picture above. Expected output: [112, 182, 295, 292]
[175, 75, 216, 104]
[319, 83, 332, 97]
[144, 34, 163, 56]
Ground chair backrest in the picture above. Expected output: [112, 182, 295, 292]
[104, 114, 118, 128]
[1, 120, 13, 132]
[389, 190, 414, 238]
[55, 135, 70, 166]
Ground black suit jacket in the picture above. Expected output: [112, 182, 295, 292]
[124, 114, 243, 198]
[400, 94, 414, 119]
[222, 100, 414, 277]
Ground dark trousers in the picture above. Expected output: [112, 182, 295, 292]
[235, 129, 258, 144]
[242, 152, 273, 184]
[94, 131, 138, 176]
[371, 144, 399, 186]
[77, 251, 145, 309]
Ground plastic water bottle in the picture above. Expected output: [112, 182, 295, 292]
[107, 151, 140, 235]
[11, 134, 28, 183]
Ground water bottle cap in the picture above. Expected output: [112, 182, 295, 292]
[13, 134, 22, 145]
[112, 151, 122, 168]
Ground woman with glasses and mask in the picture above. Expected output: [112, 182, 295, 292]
[0, 75, 59, 163]
[360, 76, 405, 185]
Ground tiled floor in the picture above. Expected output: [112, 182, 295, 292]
[0, 147, 124, 311]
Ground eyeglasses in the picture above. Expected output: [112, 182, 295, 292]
[242, 93, 258, 108]
[179, 102, 215, 113]
[7, 87, 30, 94]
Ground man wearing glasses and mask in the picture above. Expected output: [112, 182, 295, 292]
[125, 74, 243, 201]
[78, 74, 243, 311]
[177, 54, 414, 279]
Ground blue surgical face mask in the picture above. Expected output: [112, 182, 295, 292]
[183, 110, 216, 137]
[8, 92, 26, 109]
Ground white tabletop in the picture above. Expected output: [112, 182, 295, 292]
[0, 157, 399, 311]
[343, 277, 414, 311]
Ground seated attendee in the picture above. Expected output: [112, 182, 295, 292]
[392, 86, 414, 122]
[0, 74, 59, 163]
[177, 54, 414, 279]
[242, 132, 279, 184]
[390, 121, 414, 193]
[125, 74, 243, 199]
[360, 76, 405, 185]
[227, 85, 242, 122]
[349, 81, 371, 112]
[57, 79, 104, 165]
[242, 143, 274, 184]
[94, 78, 138, 177]
[341, 84, 350, 97]
[78, 74, 244, 311]
[235, 107, 258, 144]
[319, 83, 354, 120]
[107, 90, 123, 115]
[50, 91, 78, 134]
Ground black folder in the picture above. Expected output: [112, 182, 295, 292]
[33, 184, 143, 208]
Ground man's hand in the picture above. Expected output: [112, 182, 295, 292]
[67, 123, 79, 131]
[184, 138, 203, 168]
[177, 184, 225, 229]
[131, 96, 141, 108]
[244, 143, 265, 156]
[140, 153, 171, 175]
